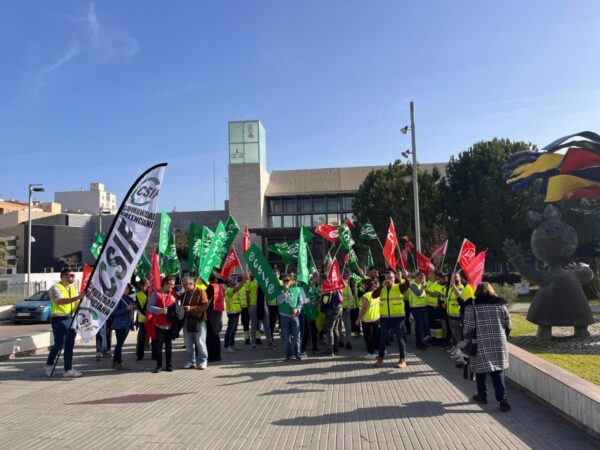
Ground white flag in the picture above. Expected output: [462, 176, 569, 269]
[77, 163, 167, 341]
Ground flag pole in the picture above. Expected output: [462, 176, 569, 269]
[306, 244, 317, 271]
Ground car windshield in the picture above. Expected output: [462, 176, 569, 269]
[26, 291, 49, 301]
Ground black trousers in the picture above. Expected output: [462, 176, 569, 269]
[206, 316, 221, 360]
[136, 324, 147, 360]
[241, 307, 250, 335]
[350, 308, 361, 333]
[404, 303, 412, 334]
[362, 320, 380, 354]
[152, 327, 172, 368]
[301, 319, 319, 351]
[268, 304, 279, 340]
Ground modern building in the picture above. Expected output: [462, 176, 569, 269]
[228, 120, 446, 267]
[55, 182, 117, 215]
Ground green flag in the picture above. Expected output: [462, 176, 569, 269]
[163, 234, 181, 276]
[367, 248, 374, 269]
[302, 227, 315, 243]
[199, 221, 226, 282]
[187, 223, 202, 275]
[359, 220, 378, 241]
[243, 243, 283, 301]
[347, 248, 361, 274]
[136, 253, 151, 279]
[338, 223, 355, 250]
[198, 226, 214, 271]
[90, 232, 103, 260]
[158, 211, 171, 254]
[349, 271, 362, 283]
[297, 226, 309, 286]
[213, 216, 240, 269]
[268, 240, 299, 265]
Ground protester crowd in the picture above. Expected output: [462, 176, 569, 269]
[45, 263, 512, 412]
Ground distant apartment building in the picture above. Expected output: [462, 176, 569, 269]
[55, 182, 117, 215]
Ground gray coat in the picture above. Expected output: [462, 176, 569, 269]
[463, 295, 511, 374]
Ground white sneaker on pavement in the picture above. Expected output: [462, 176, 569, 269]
[184, 362, 195, 369]
[44, 365, 53, 377]
[63, 369, 82, 378]
[225, 347, 234, 353]
[198, 362, 207, 370]
[362, 353, 377, 360]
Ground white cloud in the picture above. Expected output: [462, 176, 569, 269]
[32, 3, 139, 91]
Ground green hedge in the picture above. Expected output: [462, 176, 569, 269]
[483, 272, 521, 285]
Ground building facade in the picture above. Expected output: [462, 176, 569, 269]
[55, 182, 117, 215]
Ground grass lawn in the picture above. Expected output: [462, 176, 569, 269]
[509, 313, 600, 386]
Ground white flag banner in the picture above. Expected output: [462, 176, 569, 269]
[77, 163, 167, 341]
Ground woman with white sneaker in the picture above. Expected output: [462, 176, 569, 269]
[180, 277, 209, 370]
[355, 279, 380, 360]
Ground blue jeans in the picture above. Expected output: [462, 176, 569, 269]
[113, 328, 129, 363]
[224, 313, 240, 348]
[412, 308, 429, 347]
[378, 317, 406, 359]
[184, 321, 207, 365]
[95, 323, 112, 353]
[476, 370, 507, 402]
[47, 317, 77, 371]
[280, 314, 300, 358]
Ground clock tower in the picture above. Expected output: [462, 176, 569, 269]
[228, 120, 269, 230]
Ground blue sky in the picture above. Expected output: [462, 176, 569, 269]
[1, 1, 600, 211]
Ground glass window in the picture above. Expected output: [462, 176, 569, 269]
[269, 198, 281, 214]
[229, 122, 244, 143]
[299, 214, 312, 227]
[270, 216, 282, 228]
[245, 143, 259, 163]
[313, 197, 326, 212]
[283, 215, 295, 227]
[299, 198, 311, 212]
[313, 213, 326, 225]
[343, 213, 354, 222]
[327, 197, 340, 211]
[283, 198, 296, 213]
[343, 195, 354, 211]
[327, 214, 340, 226]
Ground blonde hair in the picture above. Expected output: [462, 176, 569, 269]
[475, 281, 497, 297]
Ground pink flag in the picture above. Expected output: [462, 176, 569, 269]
[430, 240, 448, 260]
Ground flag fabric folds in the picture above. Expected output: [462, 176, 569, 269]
[383, 220, 398, 270]
[158, 211, 171, 254]
[322, 259, 345, 294]
[338, 223, 355, 250]
[187, 223, 202, 275]
[243, 243, 283, 301]
[77, 163, 167, 341]
[213, 216, 240, 269]
[199, 221, 226, 282]
[220, 246, 240, 279]
[416, 252, 434, 276]
[430, 240, 448, 260]
[145, 248, 162, 340]
[464, 250, 487, 289]
[315, 224, 338, 242]
[297, 226, 309, 286]
[359, 221, 378, 241]
[242, 225, 251, 253]
[458, 239, 477, 273]
[136, 253, 151, 279]
[90, 232, 103, 260]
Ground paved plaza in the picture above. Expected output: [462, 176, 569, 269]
[0, 332, 597, 449]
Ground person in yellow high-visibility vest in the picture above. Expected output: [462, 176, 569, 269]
[337, 274, 354, 350]
[445, 272, 464, 356]
[45, 267, 83, 377]
[355, 279, 380, 360]
[134, 278, 150, 361]
[408, 272, 428, 350]
[224, 276, 245, 352]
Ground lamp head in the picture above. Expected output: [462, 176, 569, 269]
[400, 126, 410, 135]
[401, 150, 411, 158]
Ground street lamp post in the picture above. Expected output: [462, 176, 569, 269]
[401, 101, 421, 253]
[27, 183, 45, 295]
[98, 207, 111, 238]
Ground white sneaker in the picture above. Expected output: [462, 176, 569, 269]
[225, 347, 234, 353]
[455, 357, 465, 364]
[44, 365, 54, 377]
[63, 369, 82, 378]
[198, 362, 207, 370]
[184, 362, 195, 369]
[447, 346, 456, 353]
[454, 349, 467, 359]
[362, 353, 377, 360]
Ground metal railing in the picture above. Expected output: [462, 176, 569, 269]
[0, 281, 48, 306]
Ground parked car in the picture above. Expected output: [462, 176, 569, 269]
[11, 291, 51, 324]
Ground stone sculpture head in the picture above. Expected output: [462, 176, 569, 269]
[528, 204, 577, 266]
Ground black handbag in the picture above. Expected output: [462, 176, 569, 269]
[187, 316, 200, 333]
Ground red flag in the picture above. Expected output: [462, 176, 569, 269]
[322, 259, 345, 293]
[416, 251, 435, 276]
[242, 225, 251, 253]
[464, 250, 486, 289]
[80, 264, 93, 294]
[404, 241, 415, 253]
[400, 249, 409, 270]
[315, 224, 339, 242]
[458, 239, 477, 273]
[430, 240, 448, 260]
[560, 147, 600, 174]
[145, 248, 161, 340]
[383, 220, 397, 270]
[221, 246, 240, 279]
[344, 218, 355, 230]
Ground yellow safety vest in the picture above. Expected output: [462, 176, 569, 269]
[461, 283, 475, 301]
[50, 282, 77, 316]
[342, 283, 351, 309]
[136, 291, 147, 323]
[447, 283, 463, 318]
[225, 287, 243, 314]
[246, 280, 258, 306]
[379, 284, 405, 318]
[425, 280, 440, 307]
[408, 282, 427, 308]
[362, 292, 380, 322]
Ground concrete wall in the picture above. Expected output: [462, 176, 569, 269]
[507, 343, 600, 437]
[228, 163, 269, 230]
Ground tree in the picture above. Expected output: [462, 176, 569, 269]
[443, 138, 542, 273]
[352, 160, 448, 268]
